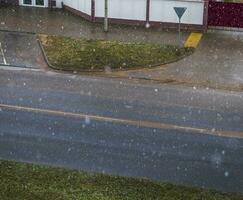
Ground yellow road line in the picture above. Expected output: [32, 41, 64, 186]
[0, 103, 242, 139]
[184, 32, 203, 48]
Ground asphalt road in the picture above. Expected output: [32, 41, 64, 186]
[0, 68, 243, 193]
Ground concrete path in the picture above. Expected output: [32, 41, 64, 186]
[0, 6, 188, 45]
[114, 31, 243, 91]
[0, 68, 243, 193]
[1, 6, 243, 91]
[0, 31, 48, 68]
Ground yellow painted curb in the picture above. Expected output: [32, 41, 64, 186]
[184, 32, 203, 48]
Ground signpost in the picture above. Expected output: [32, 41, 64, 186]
[104, 0, 108, 32]
[173, 7, 187, 46]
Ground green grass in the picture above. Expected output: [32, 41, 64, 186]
[0, 160, 242, 200]
[40, 35, 193, 71]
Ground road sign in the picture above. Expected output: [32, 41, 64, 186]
[174, 7, 187, 19]
[173, 7, 187, 46]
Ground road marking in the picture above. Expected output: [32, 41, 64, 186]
[0, 103, 242, 139]
[0, 42, 7, 65]
[184, 32, 203, 48]
[0, 65, 41, 72]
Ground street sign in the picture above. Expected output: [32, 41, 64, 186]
[173, 7, 187, 19]
[173, 7, 187, 46]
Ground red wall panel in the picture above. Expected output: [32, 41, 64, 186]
[208, 1, 243, 28]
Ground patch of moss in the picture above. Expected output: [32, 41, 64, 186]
[40, 35, 193, 71]
[0, 160, 242, 200]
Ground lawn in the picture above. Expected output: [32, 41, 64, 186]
[0, 160, 242, 200]
[40, 35, 193, 72]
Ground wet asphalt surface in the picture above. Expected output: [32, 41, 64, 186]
[0, 6, 243, 194]
[0, 31, 47, 68]
[0, 69, 243, 193]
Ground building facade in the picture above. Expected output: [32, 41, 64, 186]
[1, 0, 209, 31]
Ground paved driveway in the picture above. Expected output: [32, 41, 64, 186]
[0, 31, 47, 68]
[118, 31, 243, 91]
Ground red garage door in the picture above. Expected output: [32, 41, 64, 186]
[208, 1, 243, 28]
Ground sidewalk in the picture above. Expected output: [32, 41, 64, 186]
[112, 32, 243, 91]
[0, 6, 188, 45]
[0, 31, 47, 68]
[1, 6, 243, 91]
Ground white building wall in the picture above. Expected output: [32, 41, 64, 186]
[55, 0, 62, 8]
[56, 0, 204, 26]
[62, 0, 91, 15]
[150, 0, 204, 25]
[95, 0, 147, 21]
[95, 0, 204, 25]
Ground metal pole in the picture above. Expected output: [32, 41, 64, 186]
[178, 18, 181, 46]
[104, 0, 108, 32]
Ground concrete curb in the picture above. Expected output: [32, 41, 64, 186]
[0, 29, 36, 35]
[37, 38, 56, 70]
[208, 26, 243, 33]
[0, 63, 30, 68]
